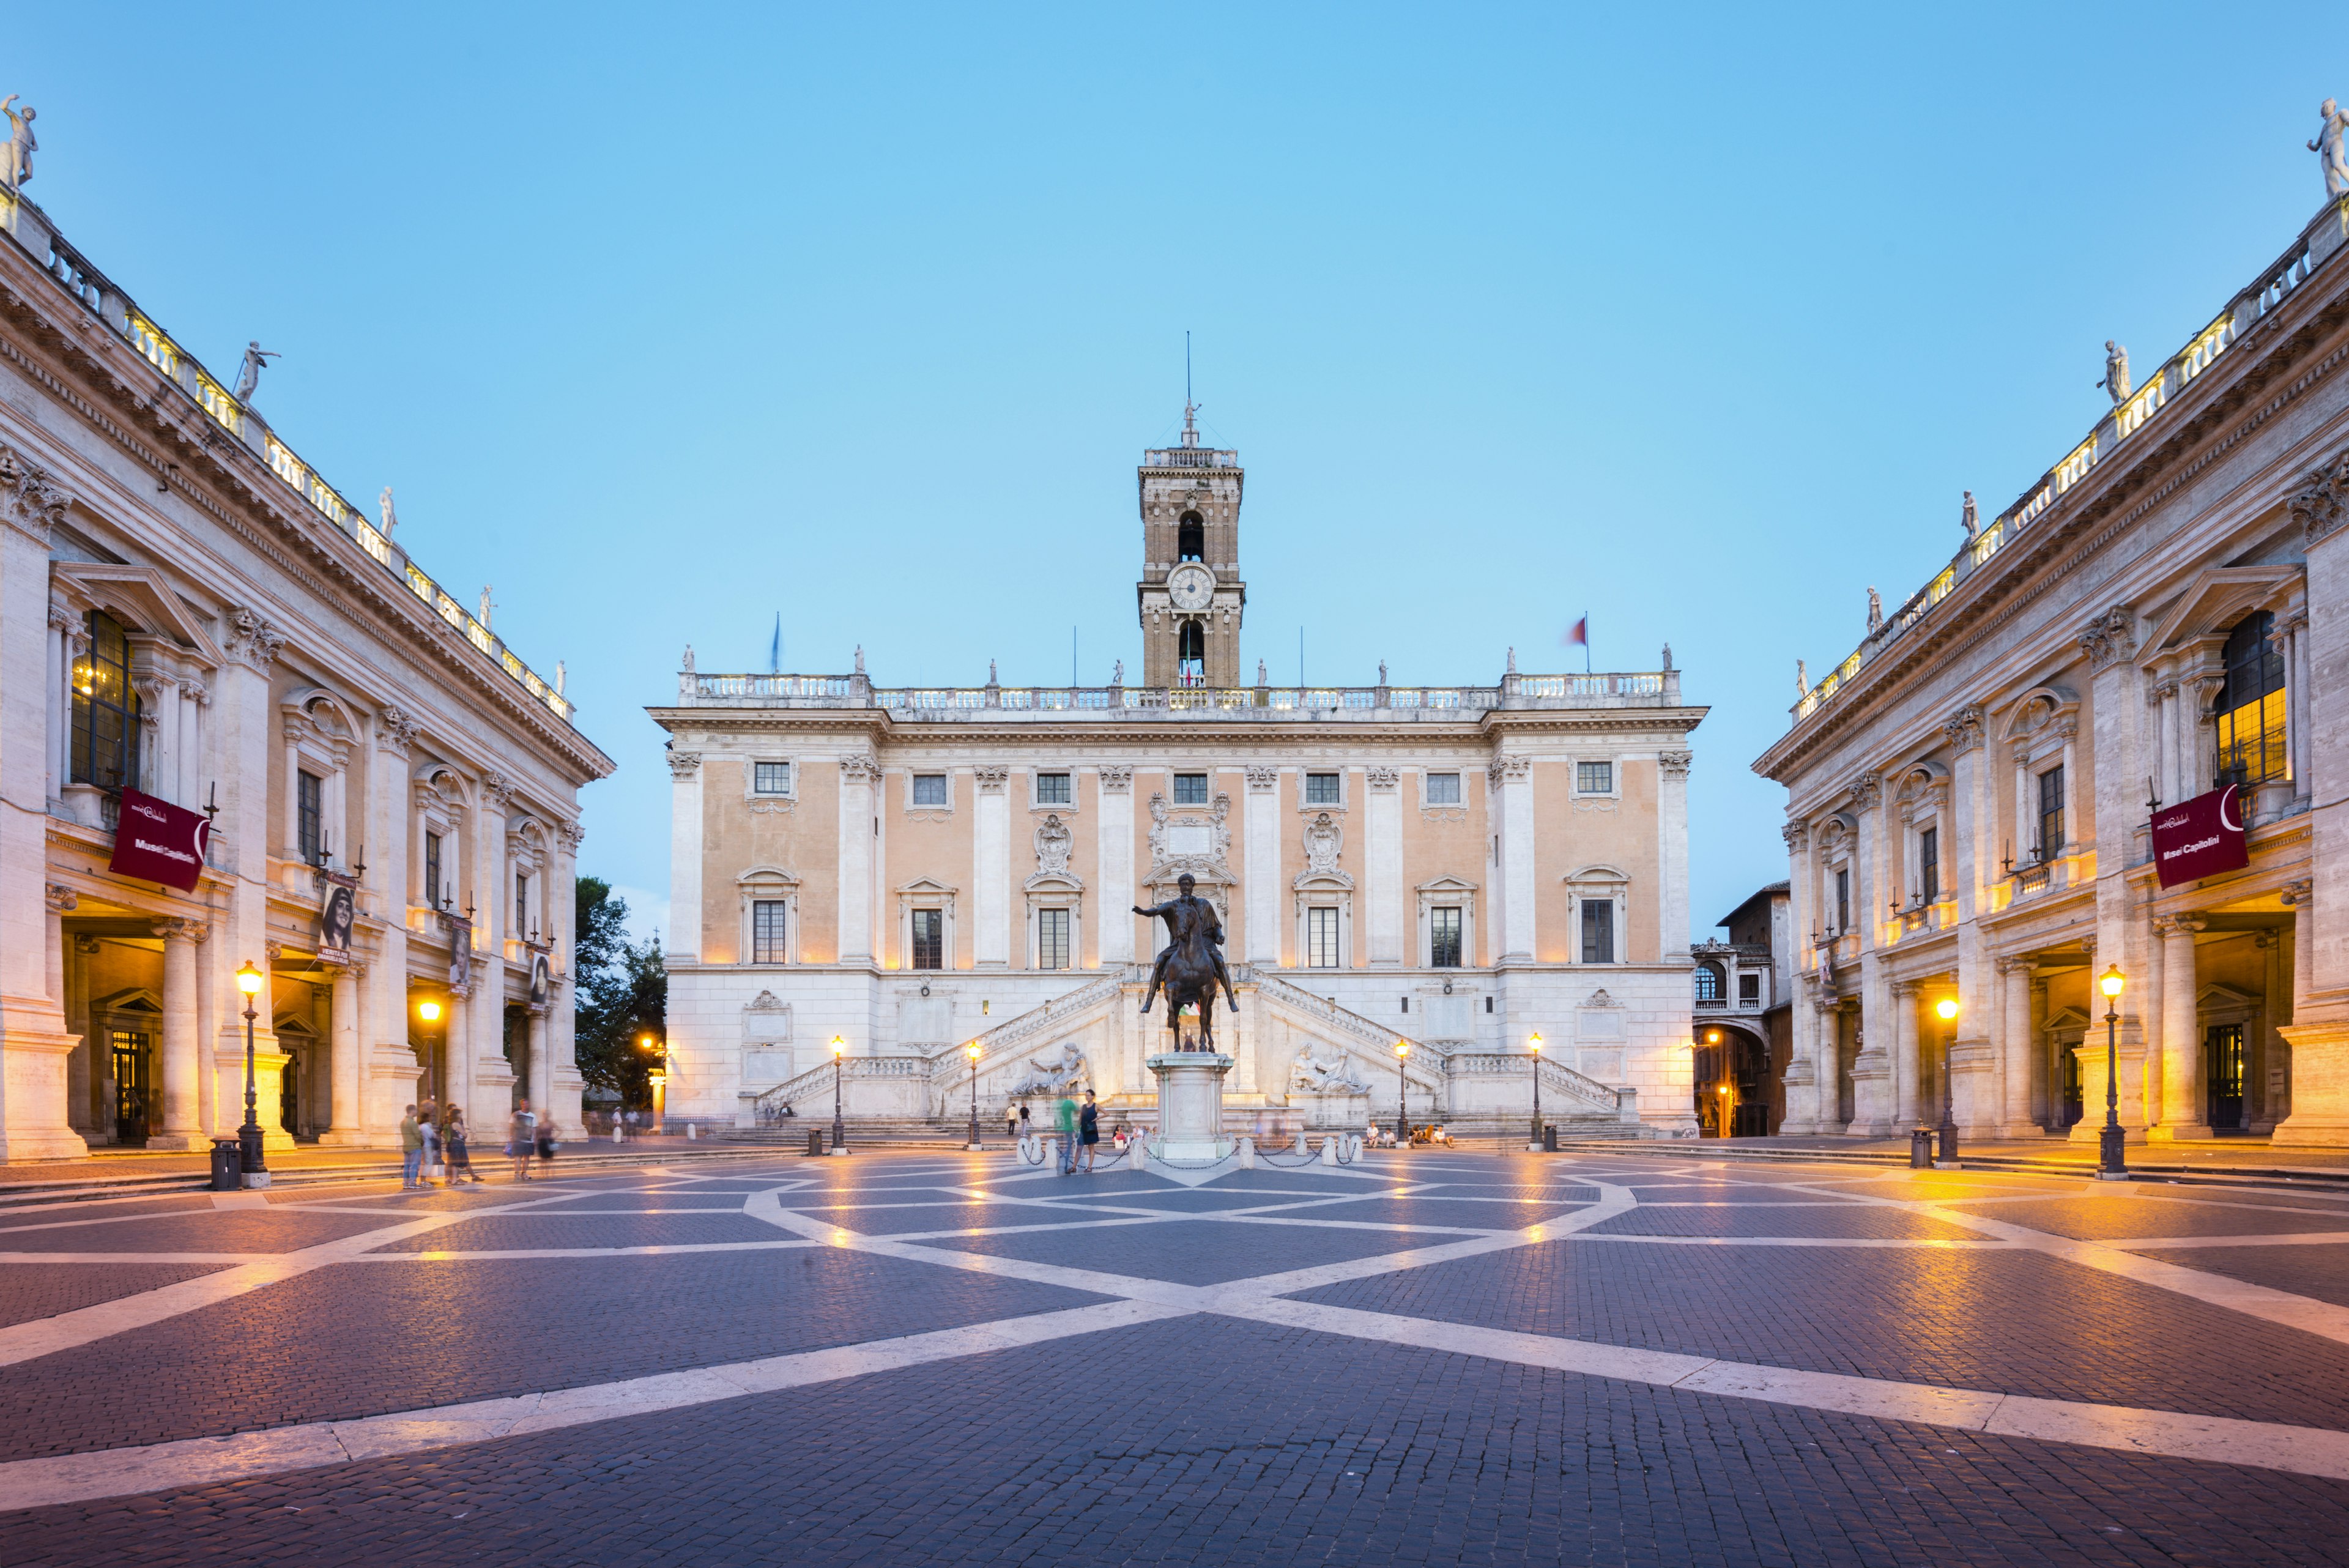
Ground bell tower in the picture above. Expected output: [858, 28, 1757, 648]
[1137, 404, 1246, 688]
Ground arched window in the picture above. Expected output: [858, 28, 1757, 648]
[1178, 512, 1204, 562]
[1694, 962, 1724, 1003]
[2216, 611, 2287, 787]
[71, 609, 141, 790]
[1177, 620, 1205, 687]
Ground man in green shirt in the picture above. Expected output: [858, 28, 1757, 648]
[399, 1105, 423, 1190]
[1055, 1093, 1078, 1175]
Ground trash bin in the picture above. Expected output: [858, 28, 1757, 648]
[806, 1127, 825, 1157]
[209, 1138, 242, 1192]
[1542, 1124, 1559, 1153]
[1909, 1128, 1933, 1169]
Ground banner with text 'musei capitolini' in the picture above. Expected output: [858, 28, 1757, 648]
[107, 788, 210, 893]
[2150, 784, 2249, 889]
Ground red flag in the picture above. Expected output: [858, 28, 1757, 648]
[1564, 617, 1587, 647]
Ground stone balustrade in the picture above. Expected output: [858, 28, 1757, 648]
[677, 670, 1680, 716]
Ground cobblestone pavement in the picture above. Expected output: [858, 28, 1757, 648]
[4, 1148, 2349, 1565]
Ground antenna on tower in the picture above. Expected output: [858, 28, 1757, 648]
[1186, 330, 1192, 409]
[1181, 332, 1201, 447]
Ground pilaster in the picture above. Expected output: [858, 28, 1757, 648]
[668, 749, 703, 961]
[1365, 767, 1403, 966]
[1244, 765, 1280, 965]
[1098, 766, 1136, 965]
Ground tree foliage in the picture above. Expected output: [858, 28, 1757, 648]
[573, 877, 668, 1109]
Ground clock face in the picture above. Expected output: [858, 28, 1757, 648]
[1168, 563, 1215, 611]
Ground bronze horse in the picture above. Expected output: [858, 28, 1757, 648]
[1135, 873, 1239, 1053]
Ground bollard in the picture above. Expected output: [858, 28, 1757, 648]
[687, 1123, 697, 1141]
[1319, 1135, 1338, 1167]
[1238, 1135, 1256, 1170]
[1909, 1128, 1933, 1169]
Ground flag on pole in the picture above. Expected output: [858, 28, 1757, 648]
[1564, 613, 1590, 673]
[769, 613, 782, 675]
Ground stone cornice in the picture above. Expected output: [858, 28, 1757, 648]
[1757, 228, 2349, 789]
[0, 234, 614, 788]
[643, 706, 1709, 750]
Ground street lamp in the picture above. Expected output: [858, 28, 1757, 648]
[830, 1035, 848, 1155]
[1527, 1033, 1545, 1150]
[1393, 1040, 1411, 1148]
[234, 962, 267, 1183]
[965, 1041, 982, 1151]
[1934, 995, 1960, 1165]
[2098, 966, 2129, 1180]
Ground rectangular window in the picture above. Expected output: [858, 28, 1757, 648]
[752, 900, 787, 963]
[1918, 827, 1939, 903]
[911, 773, 948, 807]
[297, 770, 324, 863]
[1304, 772, 1342, 806]
[424, 831, 443, 907]
[515, 872, 530, 936]
[1430, 907, 1463, 968]
[2216, 611, 2288, 787]
[70, 610, 139, 791]
[1576, 760, 1613, 795]
[1035, 771, 1072, 805]
[1173, 772, 1209, 805]
[753, 761, 791, 795]
[1580, 898, 1614, 964]
[2038, 767, 2065, 860]
[910, 908, 943, 970]
[1835, 868, 1850, 932]
[1425, 772, 1461, 805]
[1036, 908, 1070, 970]
[1307, 907, 1340, 967]
[1738, 973, 1761, 1005]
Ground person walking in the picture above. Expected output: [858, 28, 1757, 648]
[1078, 1090, 1101, 1173]
[508, 1100, 537, 1182]
[445, 1107, 484, 1184]
[1055, 1091, 1078, 1176]
[399, 1104, 423, 1189]
[1006, 1106, 1019, 1141]
[418, 1107, 443, 1187]
[536, 1114, 558, 1173]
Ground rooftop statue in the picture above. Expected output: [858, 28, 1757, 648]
[1866, 586, 1883, 633]
[2312, 99, 2349, 198]
[0, 96, 34, 191]
[2098, 340, 2131, 405]
[1796, 658, 1808, 696]
[377, 486, 398, 539]
[232, 341, 278, 404]
[1961, 491, 1978, 538]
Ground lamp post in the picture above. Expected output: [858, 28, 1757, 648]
[416, 997, 443, 1105]
[830, 1035, 848, 1154]
[965, 1042, 982, 1151]
[2098, 965, 2129, 1180]
[234, 962, 267, 1181]
[1527, 1033, 1545, 1150]
[1934, 995, 1960, 1166]
[639, 1033, 665, 1131]
[1394, 1039, 1411, 1148]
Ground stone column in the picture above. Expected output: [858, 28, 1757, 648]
[1892, 979, 1920, 1127]
[971, 764, 1008, 969]
[1098, 767, 1138, 966]
[1848, 773, 1892, 1134]
[1365, 767, 1403, 966]
[667, 749, 703, 962]
[1241, 766, 1279, 967]
[1777, 822, 1820, 1134]
[527, 1003, 551, 1112]
[150, 918, 206, 1150]
[2153, 915, 2210, 1139]
[64, 932, 93, 1136]
[368, 710, 417, 1141]
[319, 959, 363, 1145]
[1999, 956, 2037, 1134]
[1657, 752, 1693, 960]
[548, 819, 585, 1130]
[1491, 756, 1534, 963]
[469, 775, 514, 1129]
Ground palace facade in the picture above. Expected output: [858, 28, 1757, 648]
[1757, 191, 2349, 1146]
[651, 415, 1706, 1139]
[0, 187, 611, 1159]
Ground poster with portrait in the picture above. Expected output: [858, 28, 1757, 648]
[316, 879, 357, 964]
[441, 912, 473, 990]
[529, 952, 551, 1008]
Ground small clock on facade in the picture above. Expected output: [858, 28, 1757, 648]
[1167, 563, 1216, 611]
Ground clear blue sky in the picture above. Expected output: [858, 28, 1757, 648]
[17, 4, 2339, 944]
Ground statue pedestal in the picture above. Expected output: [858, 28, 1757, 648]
[1148, 1052, 1233, 1162]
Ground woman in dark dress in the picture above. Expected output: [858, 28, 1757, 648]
[1078, 1090, 1100, 1173]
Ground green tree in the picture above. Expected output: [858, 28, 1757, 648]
[573, 877, 668, 1109]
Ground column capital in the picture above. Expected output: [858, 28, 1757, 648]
[1995, 954, 2035, 976]
[1781, 820, 1809, 852]
[2288, 450, 2349, 548]
[2282, 879, 2314, 907]
[1943, 705, 1987, 752]
[45, 883, 78, 914]
[666, 749, 703, 779]
[1658, 751, 1693, 778]
[1892, 978, 1920, 998]
[1365, 765, 1400, 792]
[1486, 754, 1531, 787]
[971, 764, 1009, 793]
[154, 916, 207, 941]
[0, 444, 73, 546]
[1242, 765, 1277, 793]
[2154, 913, 2210, 937]
[1099, 764, 1136, 794]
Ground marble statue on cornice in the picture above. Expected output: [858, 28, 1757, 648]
[1795, 658, 1808, 696]
[233, 342, 279, 404]
[1961, 491, 1978, 538]
[379, 486, 399, 539]
[2098, 340, 2131, 405]
[0, 97, 34, 190]
[2312, 100, 2349, 198]
[1866, 587, 1882, 633]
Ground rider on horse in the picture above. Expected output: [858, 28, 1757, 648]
[1135, 873, 1239, 1017]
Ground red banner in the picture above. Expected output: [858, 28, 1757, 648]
[2150, 784, 2249, 889]
[108, 788, 210, 892]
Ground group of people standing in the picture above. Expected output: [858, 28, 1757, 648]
[1006, 1091, 1105, 1174]
[400, 1098, 559, 1189]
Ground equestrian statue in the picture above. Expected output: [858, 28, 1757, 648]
[1135, 872, 1239, 1053]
